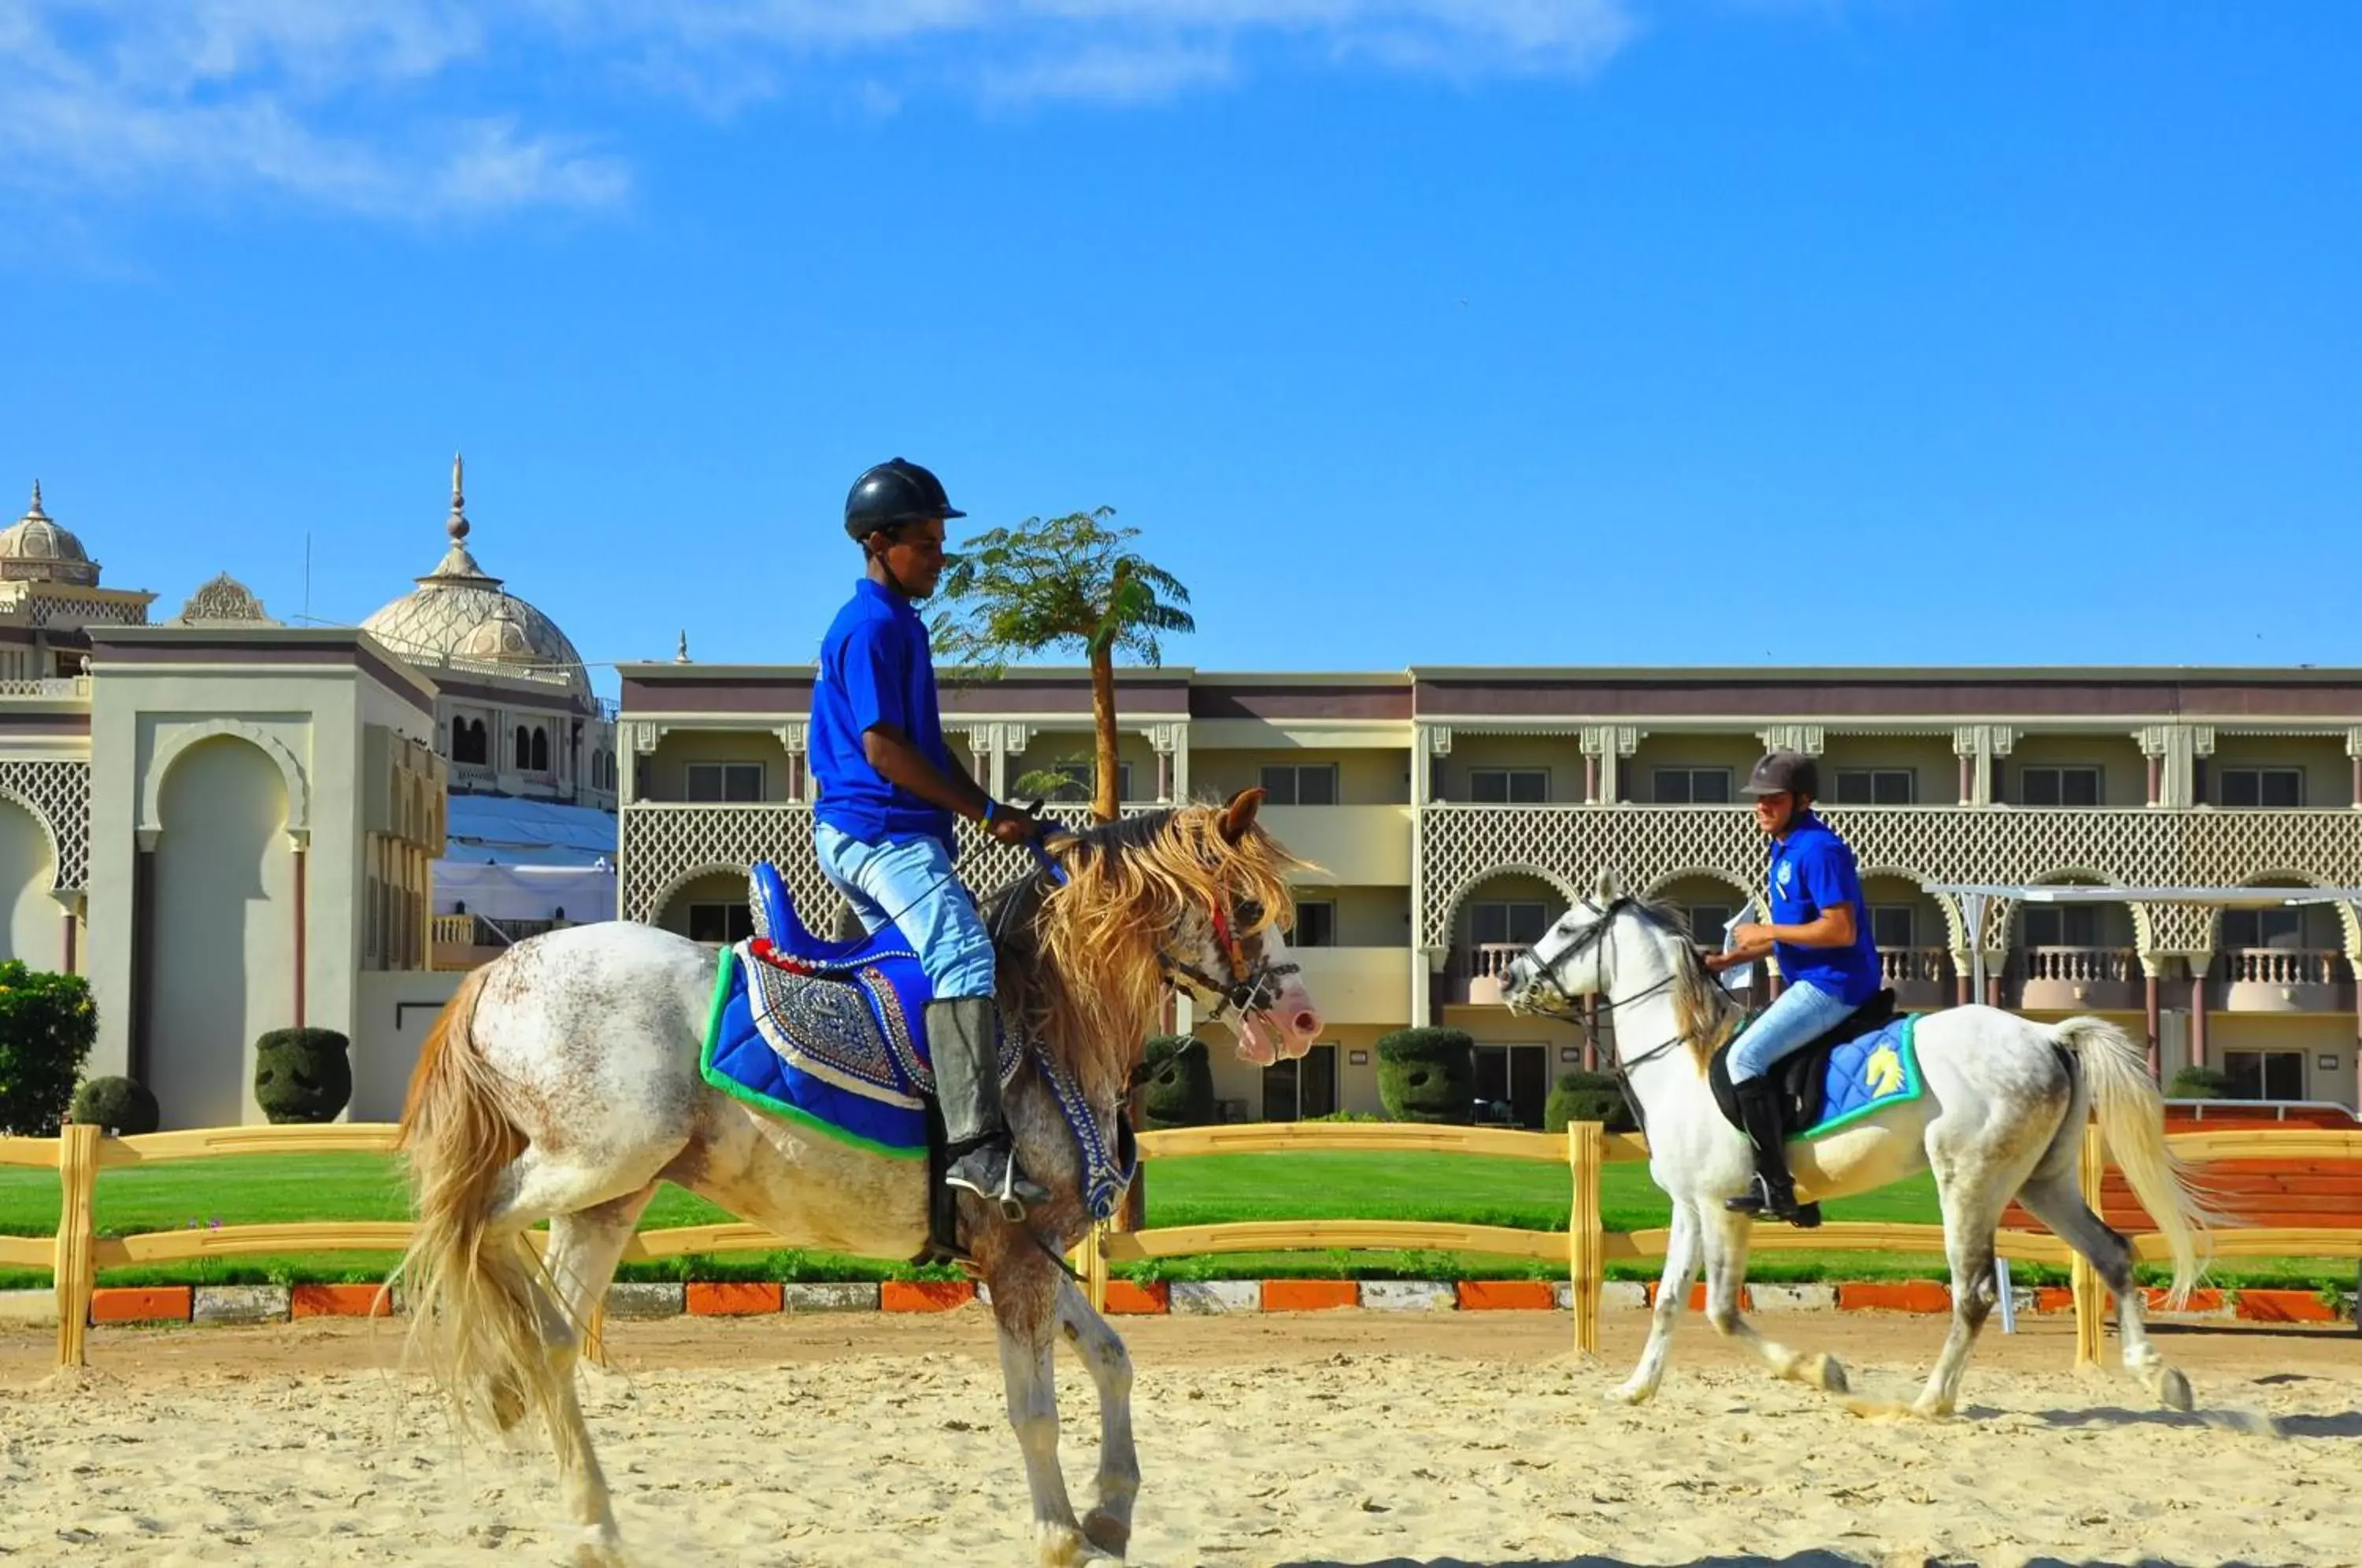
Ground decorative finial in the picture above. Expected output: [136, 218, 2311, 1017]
[25, 480, 45, 519]
[675, 631, 691, 664]
[446, 453, 469, 542]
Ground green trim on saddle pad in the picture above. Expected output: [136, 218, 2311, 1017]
[697, 944, 928, 1162]
[1801, 1014, 1925, 1140]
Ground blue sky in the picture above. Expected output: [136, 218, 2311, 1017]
[3, 2, 2356, 693]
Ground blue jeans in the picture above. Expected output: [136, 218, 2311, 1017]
[813, 823, 998, 1000]
[1727, 978, 1858, 1085]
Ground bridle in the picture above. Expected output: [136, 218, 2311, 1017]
[1510, 896, 1710, 1133]
[1160, 893, 1300, 1025]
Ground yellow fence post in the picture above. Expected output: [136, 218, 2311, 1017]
[1568, 1121, 1604, 1355]
[2071, 1122, 2107, 1370]
[54, 1124, 100, 1370]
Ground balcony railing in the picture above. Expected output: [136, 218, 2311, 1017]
[430, 914, 576, 970]
[2216, 947, 2353, 1014]
[0, 675, 90, 700]
[1449, 943, 1527, 1007]
[2015, 945, 2142, 1011]
[1879, 946, 1954, 1008]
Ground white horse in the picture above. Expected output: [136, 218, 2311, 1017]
[1501, 877, 2214, 1418]
[396, 790, 1322, 1566]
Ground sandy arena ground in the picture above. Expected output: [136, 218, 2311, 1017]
[0, 1308, 2355, 1566]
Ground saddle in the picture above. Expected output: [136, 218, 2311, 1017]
[1707, 988, 1898, 1141]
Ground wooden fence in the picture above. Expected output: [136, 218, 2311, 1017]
[4, 1119, 2357, 1372]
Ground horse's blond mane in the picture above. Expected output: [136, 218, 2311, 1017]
[988, 802, 1305, 1101]
[1627, 897, 1744, 1068]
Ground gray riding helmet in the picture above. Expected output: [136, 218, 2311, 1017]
[1740, 750, 1820, 799]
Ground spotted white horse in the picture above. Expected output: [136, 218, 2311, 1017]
[396, 790, 1323, 1566]
[1500, 877, 2215, 1418]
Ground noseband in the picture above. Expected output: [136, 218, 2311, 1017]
[1509, 897, 1704, 1134]
[1161, 894, 1299, 1022]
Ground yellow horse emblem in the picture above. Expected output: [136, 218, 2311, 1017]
[1864, 1042, 1905, 1097]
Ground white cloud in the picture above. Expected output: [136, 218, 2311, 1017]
[0, 0, 1637, 217]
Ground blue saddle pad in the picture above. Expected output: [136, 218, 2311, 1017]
[1803, 1015, 1924, 1139]
[700, 868, 1018, 1156]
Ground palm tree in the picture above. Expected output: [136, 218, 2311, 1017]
[932, 508, 1194, 823]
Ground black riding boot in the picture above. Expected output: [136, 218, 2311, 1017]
[1724, 1077, 1822, 1229]
[929, 997, 1051, 1220]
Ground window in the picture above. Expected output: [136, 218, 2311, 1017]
[2018, 766, 2101, 807]
[1259, 763, 1338, 806]
[685, 762, 765, 802]
[1471, 901, 1549, 947]
[1292, 900, 1337, 948]
[1869, 904, 1916, 949]
[2222, 908, 2305, 949]
[687, 902, 755, 945]
[1468, 767, 1548, 804]
[1833, 768, 1916, 805]
[1262, 1044, 1337, 1122]
[2219, 767, 2303, 808]
[514, 726, 532, 768]
[528, 727, 550, 772]
[451, 716, 488, 766]
[1653, 767, 1732, 804]
[1042, 762, 1132, 803]
[2020, 904, 2101, 948]
[2223, 1049, 2305, 1102]
[1474, 1044, 1549, 1128]
[1683, 904, 1734, 944]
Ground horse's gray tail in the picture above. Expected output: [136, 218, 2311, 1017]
[2051, 1015, 2217, 1306]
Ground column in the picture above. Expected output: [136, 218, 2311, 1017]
[1582, 995, 1600, 1073]
[1957, 752, 1974, 807]
[1583, 753, 1601, 804]
[2346, 728, 2362, 806]
[775, 723, 809, 804]
[130, 833, 157, 1085]
[2144, 972, 2162, 1075]
[2187, 956, 2208, 1073]
[291, 836, 309, 1028]
[1952, 726, 2017, 807]
[963, 725, 996, 793]
[1148, 725, 1182, 805]
[1579, 725, 1640, 805]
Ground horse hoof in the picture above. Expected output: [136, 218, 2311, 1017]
[1036, 1522, 1090, 1568]
[1604, 1382, 1653, 1407]
[2156, 1366, 2194, 1413]
[1908, 1394, 1956, 1420]
[1806, 1353, 1848, 1395]
[572, 1531, 631, 1568]
[1082, 1507, 1131, 1559]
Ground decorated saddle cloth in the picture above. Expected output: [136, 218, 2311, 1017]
[698, 864, 1018, 1159]
[1709, 1002, 1927, 1141]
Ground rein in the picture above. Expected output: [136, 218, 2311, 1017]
[1511, 897, 1715, 1138]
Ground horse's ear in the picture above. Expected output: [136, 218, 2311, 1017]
[1593, 868, 1623, 901]
[1218, 786, 1265, 844]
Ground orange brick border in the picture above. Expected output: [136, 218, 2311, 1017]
[687, 1282, 783, 1316]
[2142, 1287, 2227, 1315]
[1457, 1280, 1555, 1311]
[1645, 1281, 1753, 1311]
[291, 1284, 392, 1318]
[1836, 1281, 1951, 1314]
[91, 1286, 191, 1324]
[1102, 1281, 1168, 1315]
[882, 1281, 976, 1312]
[2235, 1289, 2339, 1324]
[1261, 1279, 1356, 1312]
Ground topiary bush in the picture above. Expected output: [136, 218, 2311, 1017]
[2167, 1065, 2234, 1100]
[69, 1075, 160, 1135]
[1140, 1034, 1216, 1128]
[0, 961, 98, 1135]
[254, 1028, 353, 1124]
[1376, 1027, 1475, 1124]
[1545, 1070, 1635, 1133]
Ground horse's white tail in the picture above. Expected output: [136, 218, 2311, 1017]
[2052, 1015, 2216, 1307]
[394, 964, 561, 1437]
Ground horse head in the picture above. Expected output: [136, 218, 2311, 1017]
[1501, 871, 1635, 1019]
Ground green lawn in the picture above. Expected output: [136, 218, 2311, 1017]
[0, 1148, 2346, 1293]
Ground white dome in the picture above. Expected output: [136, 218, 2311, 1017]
[0, 483, 100, 587]
[361, 457, 590, 701]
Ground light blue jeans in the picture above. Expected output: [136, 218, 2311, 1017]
[1727, 978, 1858, 1085]
[813, 822, 999, 1000]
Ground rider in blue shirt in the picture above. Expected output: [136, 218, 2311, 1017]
[810, 458, 1050, 1215]
[1703, 750, 1881, 1226]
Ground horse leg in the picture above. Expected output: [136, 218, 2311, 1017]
[1052, 1273, 1139, 1559]
[1699, 1207, 1848, 1395]
[1910, 1164, 2005, 1418]
[537, 1188, 657, 1566]
[2016, 1169, 2194, 1411]
[985, 1250, 1091, 1566]
[1609, 1200, 1701, 1405]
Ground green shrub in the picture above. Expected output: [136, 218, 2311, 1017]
[1545, 1070, 1635, 1133]
[2166, 1065, 2233, 1100]
[0, 962, 98, 1135]
[254, 1028, 353, 1124]
[1376, 1027, 1475, 1124]
[1140, 1035, 1215, 1128]
[69, 1075, 160, 1136]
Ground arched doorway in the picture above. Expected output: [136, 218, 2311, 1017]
[0, 797, 61, 970]
[151, 738, 296, 1129]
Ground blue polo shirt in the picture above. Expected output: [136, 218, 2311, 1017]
[1767, 812, 1881, 1006]
[811, 579, 957, 851]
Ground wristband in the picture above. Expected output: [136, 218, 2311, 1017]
[983, 801, 1001, 826]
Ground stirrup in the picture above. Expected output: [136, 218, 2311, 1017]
[946, 1145, 1043, 1222]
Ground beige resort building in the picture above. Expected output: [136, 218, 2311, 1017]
[0, 468, 616, 1127]
[614, 661, 2362, 1123]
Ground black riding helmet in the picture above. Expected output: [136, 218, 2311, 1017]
[1740, 749, 1819, 800]
[844, 457, 965, 542]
